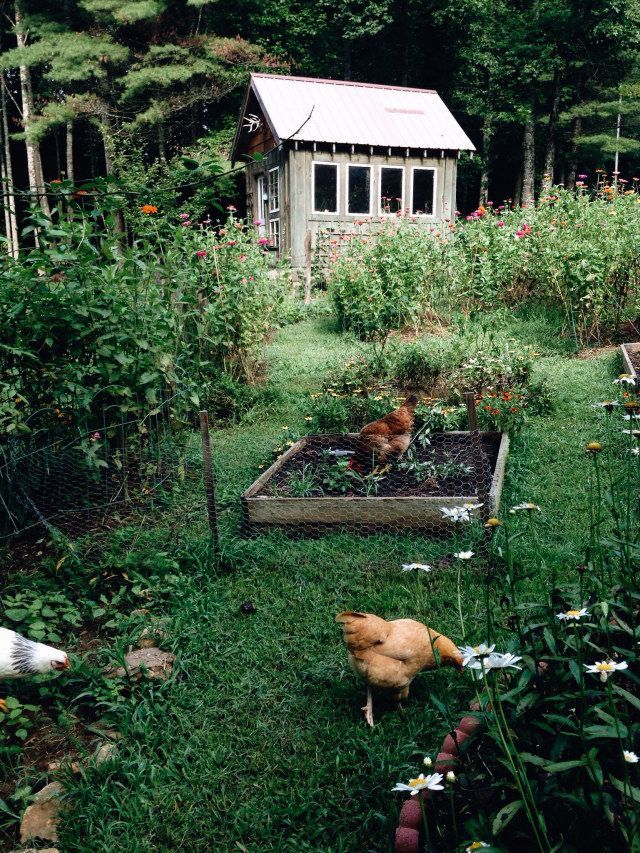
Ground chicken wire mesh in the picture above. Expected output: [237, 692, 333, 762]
[235, 395, 507, 553]
[0, 393, 188, 544]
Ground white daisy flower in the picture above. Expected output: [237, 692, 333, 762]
[592, 400, 620, 410]
[624, 414, 640, 420]
[462, 501, 483, 511]
[624, 751, 639, 764]
[623, 429, 640, 436]
[454, 551, 474, 560]
[557, 608, 588, 621]
[391, 772, 444, 795]
[446, 771, 456, 783]
[440, 506, 471, 523]
[584, 659, 628, 682]
[402, 563, 432, 573]
[423, 756, 432, 768]
[632, 448, 640, 456]
[466, 843, 490, 852]
[458, 643, 495, 666]
[511, 502, 541, 513]
[466, 651, 522, 673]
[614, 374, 635, 385]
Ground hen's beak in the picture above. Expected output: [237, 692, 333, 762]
[52, 656, 71, 671]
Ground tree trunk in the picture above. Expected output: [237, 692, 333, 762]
[541, 69, 561, 192]
[1, 74, 19, 257]
[157, 121, 166, 162]
[66, 120, 74, 181]
[99, 108, 124, 233]
[522, 98, 535, 206]
[15, 0, 50, 219]
[478, 116, 493, 206]
[566, 71, 583, 191]
[343, 40, 352, 79]
[513, 171, 522, 207]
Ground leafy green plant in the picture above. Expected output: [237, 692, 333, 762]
[0, 696, 40, 746]
[1, 590, 83, 644]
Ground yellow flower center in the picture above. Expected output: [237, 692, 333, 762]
[408, 777, 424, 787]
[566, 610, 581, 617]
[596, 662, 614, 672]
[469, 845, 486, 851]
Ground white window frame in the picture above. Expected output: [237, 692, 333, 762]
[255, 175, 267, 236]
[345, 164, 372, 216]
[378, 165, 405, 215]
[268, 167, 280, 214]
[312, 161, 339, 215]
[268, 217, 280, 250]
[410, 166, 437, 218]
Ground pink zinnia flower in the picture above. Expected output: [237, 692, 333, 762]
[90, 431, 100, 442]
[497, 221, 505, 227]
[578, 174, 588, 179]
[196, 250, 207, 258]
[254, 219, 263, 226]
[181, 221, 192, 227]
[258, 237, 269, 245]
[238, 255, 247, 262]
[227, 205, 237, 211]
[179, 213, 190, 220]
[226, 240, 237, 246]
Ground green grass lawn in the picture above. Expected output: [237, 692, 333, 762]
[45, 311, 621, 851]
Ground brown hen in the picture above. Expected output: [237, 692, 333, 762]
[336, 610, 463, 726]
[358, 394, 419, 465]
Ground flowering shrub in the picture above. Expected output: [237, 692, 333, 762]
[327, 180, 640, 346]
[0, 197, 283, 438]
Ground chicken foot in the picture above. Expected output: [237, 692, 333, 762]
[362, 685, 374, 727]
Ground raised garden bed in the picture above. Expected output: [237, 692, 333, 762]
[620, 342, 640, 389]
[242, 431, 508, 531]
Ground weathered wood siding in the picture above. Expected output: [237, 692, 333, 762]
[286, 146, 458, 268]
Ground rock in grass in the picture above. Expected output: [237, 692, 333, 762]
[20, 782, 65, 843]
[111, 647, 175, 680]
[94, 742, 117, 765]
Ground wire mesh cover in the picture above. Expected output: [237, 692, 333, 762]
[241, 429, 504, 538]
[0, 397, 184, 541]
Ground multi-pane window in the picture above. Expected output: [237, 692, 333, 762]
[268, 167, 280, 213]
[411, 168, 435, 216]
[313, 163, 339, 213]
[255, 175, 267, 235]
[347, 165, 371, 215]
[379, 167, 404, 213]
[268, 218, 280, 249]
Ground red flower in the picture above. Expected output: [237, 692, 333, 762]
[196, 250, 207, 258]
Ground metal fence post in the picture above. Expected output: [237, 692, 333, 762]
[199, 410, 220, 562]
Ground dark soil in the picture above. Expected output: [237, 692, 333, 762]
[259, 432, 499, 498]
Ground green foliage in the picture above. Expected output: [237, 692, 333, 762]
[0, 193, 284, 438]
[329, 186, 640, 347]
[1, 590, 83, 644]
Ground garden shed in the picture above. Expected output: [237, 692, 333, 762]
[231, 73, 475, 269]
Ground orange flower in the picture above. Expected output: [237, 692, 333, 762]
[140, 204, 158, 214]
[50, 179, 62, 185]
[74, 190, 88, 197]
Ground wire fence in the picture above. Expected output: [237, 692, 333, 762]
[1, 392, 508, 568]
[0, 394, 187, 542]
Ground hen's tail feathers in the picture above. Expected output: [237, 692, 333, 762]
[336, 610, 389, 651]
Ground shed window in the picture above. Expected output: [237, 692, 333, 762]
[269, 218, 280, 250]
[313, 163, 338, 214]
[411, 168, 435, 216]
[268, 167, 280, 213]
[379, 167, 404, 213]
[347, 165, 371, 215]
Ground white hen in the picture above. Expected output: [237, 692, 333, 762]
[0, 627, 70, 679]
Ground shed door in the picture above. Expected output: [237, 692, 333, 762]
[256, 175, 268, 236]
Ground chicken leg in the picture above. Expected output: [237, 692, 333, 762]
[362, 685, 374, 727]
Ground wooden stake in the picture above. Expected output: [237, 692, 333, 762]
[199, 410, 220, 561]
[304, 228, 312, 305]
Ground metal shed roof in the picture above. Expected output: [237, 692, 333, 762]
[245, 73, 475, 152]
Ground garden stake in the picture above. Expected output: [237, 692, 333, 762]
[199, 410, 221, 566]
